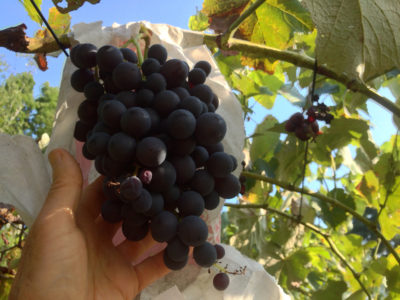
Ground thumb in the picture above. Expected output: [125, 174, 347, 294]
[41, 148, 83, 217]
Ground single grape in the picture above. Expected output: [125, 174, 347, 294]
[148, 44, 168, 64]
[195, 113, 227, 146]
[120, 176, 143, 202]
[142, 58, 161, 76]
[82, 143, 96, 160]
[178, 95, 202, 118]
[112, 61, 142, 91]
[71, 43, 97, 68]
[166, 236, 189, 262]
[101, 100, 126, 129]
[188, 68, 206, 85]
[177, 190, 205, 217]
[214, 244, 225, 259]
[189, 169, 215, 196]
[136, 89, 154, 107]
[150, 211, 178, 242]
[160, 59, 189, 88]
[204, 190, 220, 210]
[214, 174, 241, 199]
[190, 84, 213, 104]
[177, 215, 208, 247]
[173, 87, 190, 100]
[213, 273, 229, 291]
[74, 120, 92, 142]
[206, 152, 234, 178]
[133, 188, 153, 213]
[116, 91, 137, 108]
[163, 250, 188, 271]
[71, 69, 94, 92]
[146, 161, 176, 192]
[162, 185, 180, 211]
[194, 60, 212, 76]
[84, 81, 104, 101]
[107, 132, 136, 162]
[136, 137, 167, 167]
[86, 132, 110, 156]
[122, 220, 149, 241]
[139, 169, 153, 185]
[166, 109, 196, 140]
[97, 45, 124, 72]
[120, 107, 152, 138]
[144, 73, 167, 93]
[169, 155, 196, 185]
[144, 192, 164, 217]
[152, 90, 180, 117]
[78, 100, 98, 125]
[101, 199, 123, 223]
[193, 241, 217, 267]
[191, 146, 209, 167]
[120, 47, 138, 64]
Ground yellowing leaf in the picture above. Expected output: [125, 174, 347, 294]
[19, 0, 43, 25]
[48, 7, 71, 36]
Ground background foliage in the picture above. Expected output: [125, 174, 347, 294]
[1, 0, 400, 299]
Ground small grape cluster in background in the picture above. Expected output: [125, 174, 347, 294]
[285, 95, 334, 141]
[70, 42, 241, 291]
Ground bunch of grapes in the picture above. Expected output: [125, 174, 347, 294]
[285, 95, 333, 141]
[70, 42, 240, 290]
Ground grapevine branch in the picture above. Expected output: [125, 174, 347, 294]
[241, 171, 400, 265]
[224, 203, 372, 300]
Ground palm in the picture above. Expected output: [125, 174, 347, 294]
[10, 150, 169, 300]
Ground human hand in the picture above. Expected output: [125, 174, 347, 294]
[10, 148, 169, 300]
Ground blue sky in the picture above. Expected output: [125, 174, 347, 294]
[0, 0, 398, 146]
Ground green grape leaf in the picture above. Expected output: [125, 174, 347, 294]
[278, 84, 306, 107]
[303, 0, 400, 81]
[311, 280, 347, 300]
[319, 188, 356, 228]
[201, 0, 248, 16]
[189, 10, 209, 31]
[379, 209, 400, 240]
[18, 0, 43, 25]
[250, 115, 280, 162]
[52, 0, 100, 13]
[282, 249, 312, 283]
[387, 265, 400, 293]
[47, 7, 71, 36]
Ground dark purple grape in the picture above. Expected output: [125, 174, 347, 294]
[120, 176, 143, 202]
[152, 90, 180, 117]
[82, 143, 96, 160]
[205, 142, 224, 155]
[195, 113, 227, 146]
[74, 120, 92, 142]
[122, 221, 149, 241]
[206, 152, 234, 178]
[150, 211, 178, 242]
[84, 81, 104, 101]
[204, 190, 220, 210]
[107, 132, 136, 162]
[166, 236, 189, 262]
[136, 89, 154, 107]
[121, 203, 148, 226]
[177, 215, 208, 247]
[215, 174, 241, 199]
[191, 146, 209, 167]
[71, 43, 97, 68]
[178, 96, 202, 118]
[86, 132, 110, 156]
[101, 199, 123, 223]
[101, 100, 127, 129]
[166, 109, 196, 139]
[207, 103, 216, 113]
[146, 161, 176, 192]
[142, 58, 161, 76]
[144, 192, 164, 217]
[112, 62, 142, 91]
[78, 100, 97, 125]
[188, 68, 206, 85]
[212, 93, 219, 109]
[190, 84, 213, 104]
[193, 241, 217, 267]
[162, 185, 180, 211]
[189, 169, 215, 196]
[194, 60, 212, 76]
[71, 69, 94, 92]
[144, 73, 167, 93]
[148, 44, 168, 64]
[169, 155, 196, 185]
[135, 137, 167, 167]
[169, 137, 196, 156]
[173, 87, 190, 100]
[163, 250, 188, 270]
[102, 155, 132, 178]
[116, 91, 137, 108]
[120, 47, 138, 64]
[133, 188, 152, 213]
[97, 45, 124, 72]
[160, 59, 189, 88]
[177, 190, 204, 217]
[214, 244, 225, 259]
[213, 273, 229, 291]
[120, 107, 152, 138]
